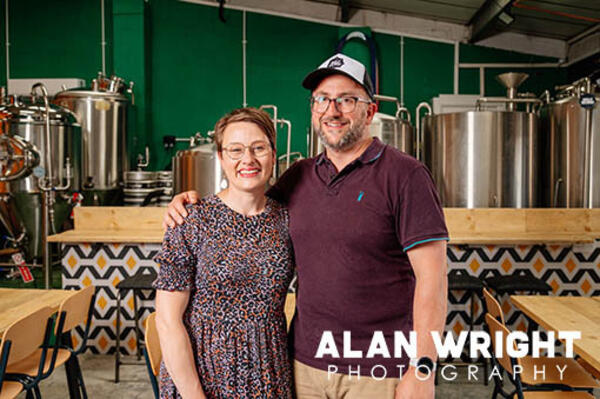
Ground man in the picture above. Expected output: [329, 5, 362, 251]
[164, 53, 449, 399]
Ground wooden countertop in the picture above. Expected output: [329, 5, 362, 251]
[47, 207, 600, 244]
[511, 295, 600, 373]
[0, 288, 78, 334]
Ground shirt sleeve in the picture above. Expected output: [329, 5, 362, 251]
[153, 222, 196, 291]
[396, 165, 449, 252]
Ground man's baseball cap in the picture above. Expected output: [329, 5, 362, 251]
[302, 53, 374, 100]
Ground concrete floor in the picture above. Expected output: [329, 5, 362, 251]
[16, 355, 599, 399]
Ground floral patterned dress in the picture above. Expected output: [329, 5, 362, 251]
[153, 195, 294, 399]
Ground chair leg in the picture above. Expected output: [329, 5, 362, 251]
[72, 354, 88, 399]
[133, 289, 141, 361]
[65, 355, 82, 399]
[115, 289, 121, 383]
[33, 384, 42, 399]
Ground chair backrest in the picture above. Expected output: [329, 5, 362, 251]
[58, 285, 95, 333]
[483, 288, 505, 324]
[485, 313, 523, 374]
[144, 312, 161, 376]
[1, 306, 55, 366]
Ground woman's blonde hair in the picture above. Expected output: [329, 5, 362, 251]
[213, 107, 276, 152]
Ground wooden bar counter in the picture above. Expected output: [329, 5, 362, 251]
[49, 207, 600, 245]
[48, 207, 600, 355]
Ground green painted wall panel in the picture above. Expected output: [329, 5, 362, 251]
[149, 0, 243, 170]
[0, 0, 576, 172]
[246, 12, 338, 157]
[372, 32, 401, 116]
[404, 37, 454, 117]
[113, 0, 146, 167]
[8, 0, 102, 79]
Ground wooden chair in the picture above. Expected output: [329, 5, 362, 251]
[5, 286, 95, 399]
[143, 312, 161, 399]
[0, 306, 56, 399]
[485, 314, 598, 399]
[483, 287, 506, 324]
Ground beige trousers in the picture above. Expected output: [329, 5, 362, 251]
[294, 360, 398, 399]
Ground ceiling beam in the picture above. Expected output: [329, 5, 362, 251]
[468, 0, 514, 43]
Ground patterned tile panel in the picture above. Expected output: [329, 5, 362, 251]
[63, 239, 600, 354]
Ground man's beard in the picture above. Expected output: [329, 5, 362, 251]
[315, 116, 367, 151]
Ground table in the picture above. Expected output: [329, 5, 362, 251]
[511, 295, 600, 373]
[0, 288, 79, 334]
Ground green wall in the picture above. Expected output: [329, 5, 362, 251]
[0, 0, 570, 171]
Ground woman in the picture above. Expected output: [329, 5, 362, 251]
[153, 108, 294, 399]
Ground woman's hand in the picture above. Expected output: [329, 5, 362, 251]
[155, 290, 206, 399]
[163, 190, 201, 229]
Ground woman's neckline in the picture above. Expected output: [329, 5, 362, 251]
[213, 193, 272, 219]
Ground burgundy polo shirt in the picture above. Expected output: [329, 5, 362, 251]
[268, 137, 449, 377]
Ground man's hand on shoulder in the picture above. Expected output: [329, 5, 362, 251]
[163, 190, 201, 229]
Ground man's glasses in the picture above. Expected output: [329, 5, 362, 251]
[222, 141, 271, 160]
[310, 95, 372, 114]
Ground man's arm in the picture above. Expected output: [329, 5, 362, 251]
[395, 239, 448, 399]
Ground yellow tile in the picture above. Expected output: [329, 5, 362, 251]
[517, 321, 527, 332]
[82, 276, 92, 287]
[550, 280, 559, 293]
[98, 336, 108, 350]
[71, 335, 79, 349]
[128, 336, 137, 352]
[469, 259, 480, 273]
[67, 256, 77, 269]
[98, 296, 107, 310]
[97, 255, 106, 269]
[581, 280, 591, 295]
[565, 258, 576, 273]
[127, 295, 135, 311]
[533, 258, 544, 273]
[452, 322, 463, 336]
[127, 256, 136, 270]
[112, 276, 120, 287]
[501, 258, 512, 273]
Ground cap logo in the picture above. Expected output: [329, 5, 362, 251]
[327, 57, 345, 69]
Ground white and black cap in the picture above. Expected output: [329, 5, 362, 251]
[302, 53, 374, 100]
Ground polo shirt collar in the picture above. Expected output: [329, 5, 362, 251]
[315, 137, 385, 166]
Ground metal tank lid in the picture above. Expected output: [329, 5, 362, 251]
[175, 142, 217, 156]
[54, 88, 129, 101]
[0, 101, 79, 125]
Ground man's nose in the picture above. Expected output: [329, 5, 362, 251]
[324, 99, 342, 116]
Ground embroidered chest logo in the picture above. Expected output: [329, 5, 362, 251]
[357, 191, 365, 202]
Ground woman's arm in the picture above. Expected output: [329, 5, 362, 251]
[155, 290, 206, 399]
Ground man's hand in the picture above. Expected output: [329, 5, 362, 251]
[395, 368, 434, 399]
[163, 190, 201, 229]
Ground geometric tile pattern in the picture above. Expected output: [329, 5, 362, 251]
[61, 243, 160, 355]
[62, 239, 600, 354]
[446, 239, 600, 336]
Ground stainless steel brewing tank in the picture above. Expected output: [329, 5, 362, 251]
[53, 89, 128, 190]
[173, 143, 225, 196]
[541, 94, 600, 207]
[370, 112, 414, 156]
[421, 111, 539, 208]
[3, 103, 80, 193]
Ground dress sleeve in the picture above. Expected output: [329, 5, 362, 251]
[396, 165, 449, 252]
[153, 221, 196, 291]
